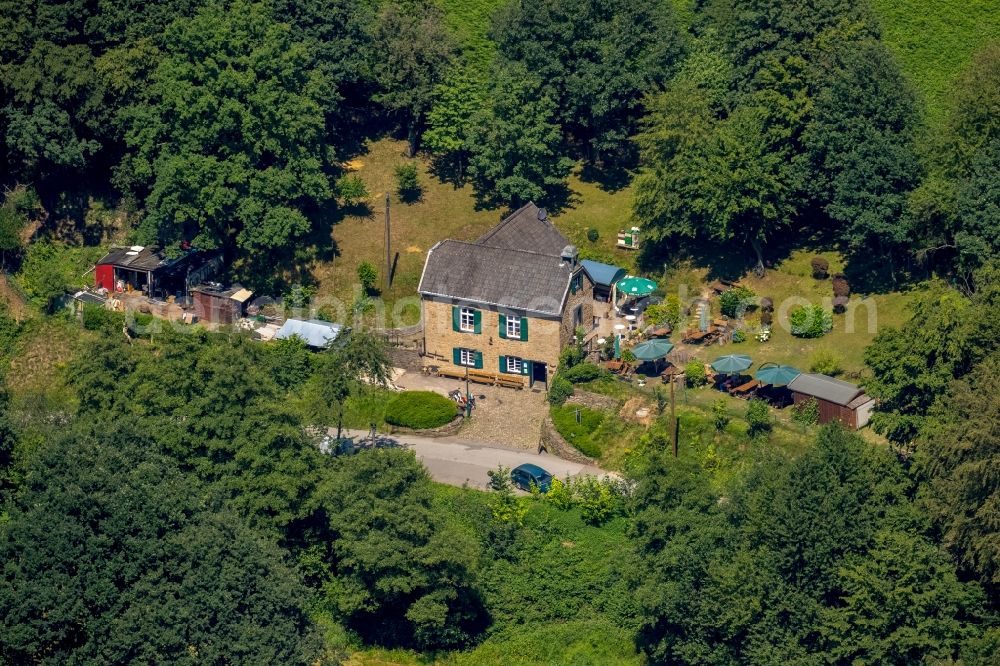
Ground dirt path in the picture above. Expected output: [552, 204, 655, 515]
[0, 273, 29, 319]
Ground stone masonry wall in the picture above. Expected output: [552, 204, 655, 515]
[422, 297, 563, 375]
[559, 270, 596, 348]
[538, 413, 597, 465]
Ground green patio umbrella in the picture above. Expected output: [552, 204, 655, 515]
[616, 276, 657, 297]
[632, 338, 675, 361]
[755, 363, 801, 386]
[613, 335, 621, 360]
[710, 354, 753, 375]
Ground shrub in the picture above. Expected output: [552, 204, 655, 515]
[586, 228, 599, 243]
[644, 295, 682, 329]
[832, 273, 850, 298]
[790, 304, 832, 338]
[81, 303, 123, 332]
[356, 261, 378, 292]
[548, 376, 574, 405]
[712, 398, 730, 431]
[558, 344, 585, 371]
[792, 397, 819, 425]
[335, 174, 369, 206]
[384, 391, 457, 429]
[574, 476, 616, 526]
[760, 309, 773, 326]
[545, 476, 575, 510]
[832, 295, 849, 314]
[685, 361, 707, 387]
[745, 399, 771, 437]
[732, 329, 746, 343]
[809, 350, 843, 376]
[395, 163, 421, 202]
[760, 297, 774, 312]
[811, 256, 829, 279]
[719, 286, 755, 318]
[620, 348, 636, 364]
[562, 362, 606, 384]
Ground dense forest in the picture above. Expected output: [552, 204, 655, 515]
[1, 0, 999, 663]
[2, 0, 996, 289]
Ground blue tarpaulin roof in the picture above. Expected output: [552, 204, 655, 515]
[275, 318, 342, 348]
[581, 259, 627, 287]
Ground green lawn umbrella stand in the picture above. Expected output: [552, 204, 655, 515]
[632, 338, 675, 361]
[710, 354, 753, 375]
[616, 276, 657, 297]
[755, 363, 802, 386]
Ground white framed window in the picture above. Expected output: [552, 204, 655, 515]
[506, 316, 521, 339]
[459, 348, 477, 366]
[460, 307, 476, 332]
[506, 356, 523, 374]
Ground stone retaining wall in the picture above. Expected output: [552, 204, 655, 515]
[538, 413, 597, 465]
[388, 413, 465, 438]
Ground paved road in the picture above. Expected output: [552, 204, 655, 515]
[340, 429, 611, 490]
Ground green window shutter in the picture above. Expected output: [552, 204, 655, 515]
[452, 348, 461, 365]
[523, 360, 531, 376]
[473, 309, 482, 334]
[474, 351, 483, 369]
[498, 314, 507, 339]
[499, 355, 507, 373]
[519, 317, 528, 341]
[452, 306, 460, 332]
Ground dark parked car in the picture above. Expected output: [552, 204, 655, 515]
[511, 463, 553, 493]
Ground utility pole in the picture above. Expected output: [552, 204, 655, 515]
[670, 375, 678, 457]
[384, 192, 391, 294]
[465, 364, 471, 418]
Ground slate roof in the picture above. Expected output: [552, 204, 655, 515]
[275, 319, 342, 348]
[475, 202, 569, 256]
[418, 240, 573, 316]
[581, 259, 627, 287]
[787, 373, 865, 406]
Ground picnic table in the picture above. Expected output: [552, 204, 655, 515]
[729, 379, 761, 398]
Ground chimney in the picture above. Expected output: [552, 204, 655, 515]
[560, 244, 578, 268]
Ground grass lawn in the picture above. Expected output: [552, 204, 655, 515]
[872, 0, 1000, 128]
[660, 249, 917, 377]
[312, 138, 635, 323]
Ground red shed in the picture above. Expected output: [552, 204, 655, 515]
[787, 373, 875, 429]
[94, 246, 203, 299]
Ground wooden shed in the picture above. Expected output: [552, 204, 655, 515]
[190, 284, 253, 324]
[787, 373, 875, 430]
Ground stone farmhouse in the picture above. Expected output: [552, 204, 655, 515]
[418, 203, 595, 388]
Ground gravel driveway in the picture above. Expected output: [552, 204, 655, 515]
[393, 370, 549, 450]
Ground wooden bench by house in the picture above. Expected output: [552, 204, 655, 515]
[435, 367, 467, 381]
[496, 375, 525, 390]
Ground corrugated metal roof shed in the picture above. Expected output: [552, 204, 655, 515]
[275, 319, 342, 348]
[580, 259, 626, 287]
[787, 373, 864, 406]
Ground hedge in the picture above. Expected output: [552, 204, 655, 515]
[384, 391, 458, 429]
[562, 362, 607, 384]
